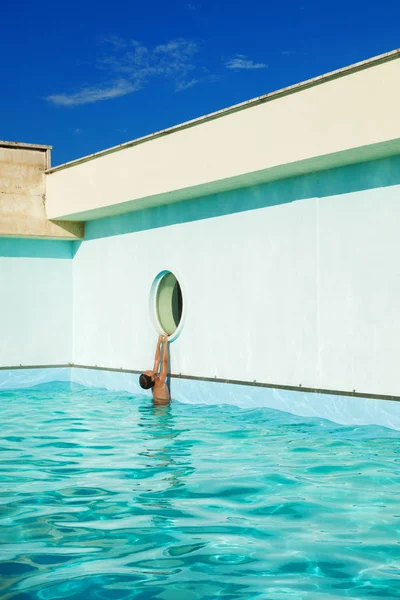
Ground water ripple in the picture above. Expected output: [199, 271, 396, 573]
[1, 382, 400, 599]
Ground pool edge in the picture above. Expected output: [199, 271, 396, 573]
[1, 364, 400, 431]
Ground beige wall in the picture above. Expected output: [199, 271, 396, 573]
[46, 53, 400, 221]
[0, 143, 83, 239]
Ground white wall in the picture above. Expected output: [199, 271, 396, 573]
[73, 199, 317, 385]
[3, 153, 399, 405]
[72, 159, 400, 398]
[0, 242, 73, 366]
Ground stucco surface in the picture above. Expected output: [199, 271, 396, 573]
[0, 239, 73, 366]
[71, 156, 400, 398]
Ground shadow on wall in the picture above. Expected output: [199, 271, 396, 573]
[84, 155, 400, 241]
[0, 238, 74, 259]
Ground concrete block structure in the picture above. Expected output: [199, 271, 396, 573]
[0, 141, 83, 239]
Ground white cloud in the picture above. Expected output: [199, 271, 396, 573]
[186, 3, 197, 10]
[225, 54, 267, 70]
[47, 80, 138, 107]
[46, 37, 202, 106]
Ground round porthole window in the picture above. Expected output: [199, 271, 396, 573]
[152, 271, 183, 337]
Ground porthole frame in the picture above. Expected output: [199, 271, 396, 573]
[149, 270, 185, 342]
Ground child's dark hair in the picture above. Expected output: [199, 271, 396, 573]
[139, 373, 154, 389]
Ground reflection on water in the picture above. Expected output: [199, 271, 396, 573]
[1, 382, 400, 599]
[137, 401, 194, 515]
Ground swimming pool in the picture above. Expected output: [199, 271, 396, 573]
[1, 382, 400, 599]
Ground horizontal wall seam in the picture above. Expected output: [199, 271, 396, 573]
[1, 363, 400, 403]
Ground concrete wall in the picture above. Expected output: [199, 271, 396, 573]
[71, 155, 400, 398]
[46, 54, 400, 221]
[0, 239, 73, 366]
[0, 142, 83, 239]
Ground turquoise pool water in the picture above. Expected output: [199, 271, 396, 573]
[1, 383, 400, 599]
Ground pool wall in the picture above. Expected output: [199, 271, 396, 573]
[70, 367, 400, 431]
[1, 155, 400, 427]
[0, 238, 73, 367]
[71, 155, 400, 399]
[2, 366, 400, 430]
[1, 156, 400, 431]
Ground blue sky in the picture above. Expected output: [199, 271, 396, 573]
[2, 0, 399, 166]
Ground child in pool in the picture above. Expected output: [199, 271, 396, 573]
[139, 335, 170, 404]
